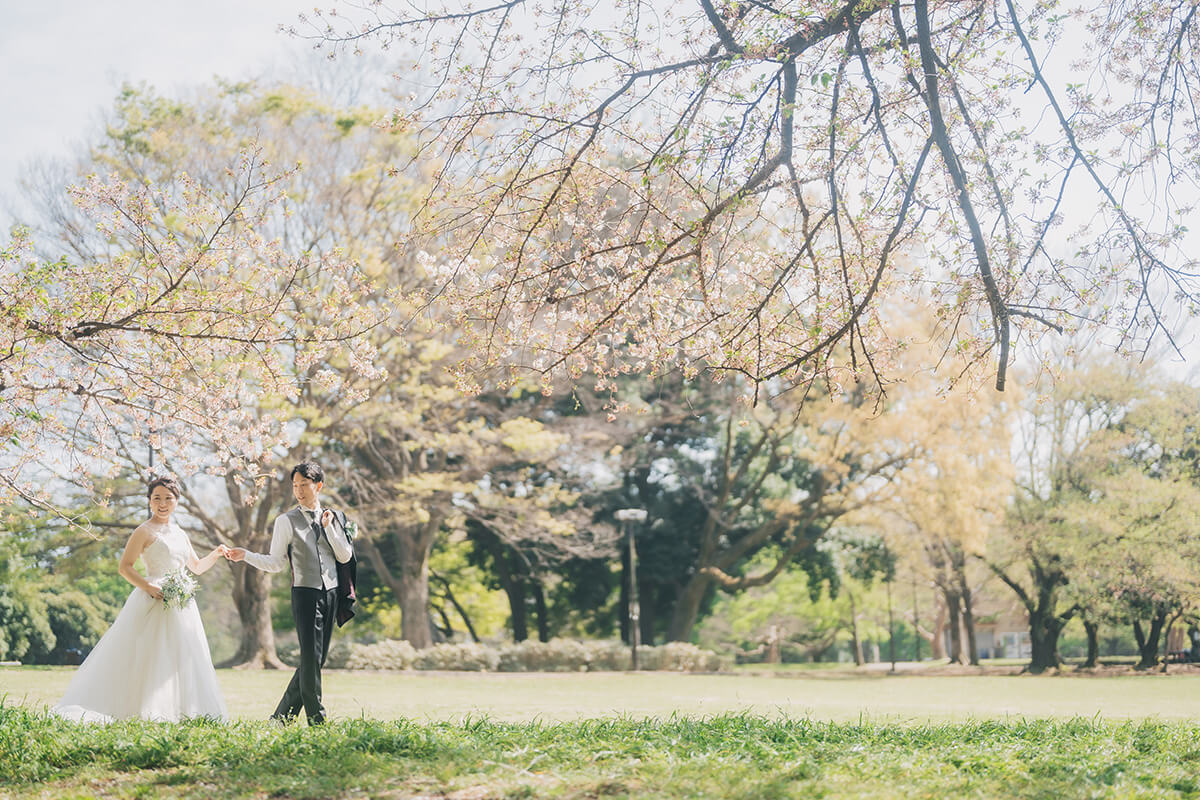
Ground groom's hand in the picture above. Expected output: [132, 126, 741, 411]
[320, 510, 333, 528]
[225, 548, 246, 562]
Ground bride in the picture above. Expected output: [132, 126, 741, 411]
[53, 477, 229, 723]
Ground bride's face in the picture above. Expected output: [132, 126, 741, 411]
[149, 487, 178, 521]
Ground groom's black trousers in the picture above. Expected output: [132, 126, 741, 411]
[275, 586, 338, 725]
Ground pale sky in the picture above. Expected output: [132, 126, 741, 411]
[0, 0, 317, 220]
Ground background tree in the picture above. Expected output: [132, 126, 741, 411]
[988, 357, 1144, 672]
[595, 371, 914, 644]
[697, 553, 853, 664]
[0, 498, 132, 664]
[828, 530, 897, 666]
[12, 80, 409, 666]
[1, 144, 385, 526]
[331, 371, 616, 648]
[1063, 381, 1200, 669]
[881, 377, 1013, 665]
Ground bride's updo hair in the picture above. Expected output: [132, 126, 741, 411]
[147, 477, 181, 499]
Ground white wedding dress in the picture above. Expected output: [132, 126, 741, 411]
[53, 523, 228, 723]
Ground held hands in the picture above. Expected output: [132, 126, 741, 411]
[224, 547, 247, 562]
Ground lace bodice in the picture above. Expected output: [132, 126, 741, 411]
[142, 523, 192, 581]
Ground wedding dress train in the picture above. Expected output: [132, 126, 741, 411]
[52, 524, 228, 723]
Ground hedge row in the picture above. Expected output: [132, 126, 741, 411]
[278, 638, 730, 672]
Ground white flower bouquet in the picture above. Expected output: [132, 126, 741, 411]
[160, 568, 198, 610]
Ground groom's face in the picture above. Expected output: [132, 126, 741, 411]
[293, 474, 322, 508]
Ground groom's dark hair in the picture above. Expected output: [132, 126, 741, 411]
[291, 461, 324, 484]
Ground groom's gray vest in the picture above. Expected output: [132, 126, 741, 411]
[283, 508, 339, 590]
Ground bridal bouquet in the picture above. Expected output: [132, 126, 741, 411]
[160, 569, 198, 610]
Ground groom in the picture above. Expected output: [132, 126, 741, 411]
[227, 461, 355, 725]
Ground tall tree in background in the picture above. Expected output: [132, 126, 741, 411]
[331, 372, 616, 649]
[13, 78, 622, 656]
[12, 81, 409, 665]
[598, 372, 914, 644]
[1, 144, 385, 525]
[1064, 381, 1200, 669]
[989, 357, 1144, 672]
[881, 363, 1014, 665]
[310, 0, 1198, 396]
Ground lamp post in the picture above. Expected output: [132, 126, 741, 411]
[912, 573, 921, 662]
[615, 508, 647, 670]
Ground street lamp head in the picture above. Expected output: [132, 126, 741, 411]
[615, 508, 647, 522]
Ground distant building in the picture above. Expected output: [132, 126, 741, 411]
[955, 595, 1031, 660]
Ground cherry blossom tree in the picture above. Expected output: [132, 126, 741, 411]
[1, 152, 387, 525]
[302, 0, 1199, 397]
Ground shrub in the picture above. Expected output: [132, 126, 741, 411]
[29, 590, 111, 665]
[637, 642, 728, 672]
[582, 640, 635, 671]
[498, 639, 591, 672]
[0, 586, 53, 663]
[279, 637, 728, 672]
[411, 642, 500, 672]
[344, 639, 417, 670]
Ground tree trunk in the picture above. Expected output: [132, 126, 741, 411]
[1159, 612, 1184, 674]
[431, 571, 480, 643]
[637, 579, 656, 647]
[960, 578, 979, 666]
[848, 590, 864, 666]
[509, 581, 529, 642]
[667, 572, 712, 642]
[1082, 619, 1099, 668]
[221, 564, 284, 669]
[397, 528, 434, 649]
[944, 588, 963, 664]
[532, 580, 549, 643]
[1133, 611, 1167, 670]
[911, 595, 947, 660]
[989, 556, 1071, 675]
[766, 625, 781, 663]
[929, 593, 947, 660]
[1028, 609, 1063, 674]
[359, 519, 441, 649]
[468, 523, 529, 641]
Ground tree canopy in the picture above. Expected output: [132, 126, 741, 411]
[308, 0, 1198, 396]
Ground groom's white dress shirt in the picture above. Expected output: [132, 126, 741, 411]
[243, 504, 353, 590]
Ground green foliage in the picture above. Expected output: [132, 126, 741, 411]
[5, 701, 1200, 799]
[0, 585, 53, 662]
[698, 565, 850, 660]
[428, 535, 509, 639]
[25, 590, 111, 665]
[0, 576, 115, 665]
[0, 496, 135, 664]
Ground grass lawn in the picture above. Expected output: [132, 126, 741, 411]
[5, 664, 1200, 723]
[5, 666, 1200, 798]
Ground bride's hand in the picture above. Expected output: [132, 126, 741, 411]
[146, 585, 164, 602]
